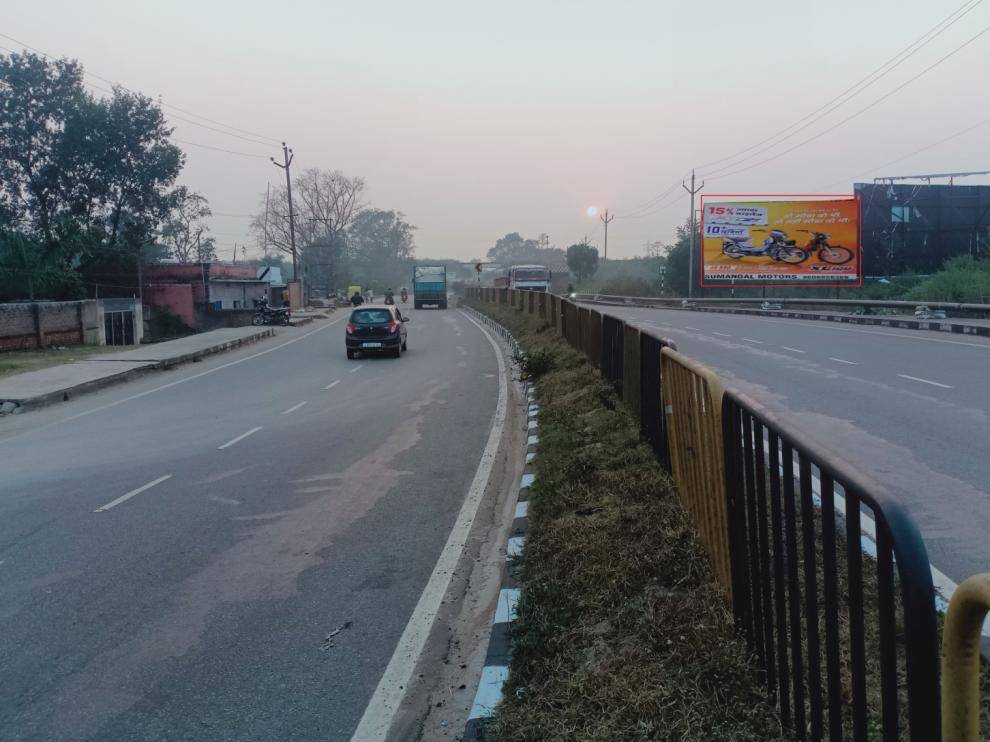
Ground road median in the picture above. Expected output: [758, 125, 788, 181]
[463, 299, 783, 741]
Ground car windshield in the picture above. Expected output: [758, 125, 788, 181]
[514, 269, 548, 281]
[351, 309, 392, 324]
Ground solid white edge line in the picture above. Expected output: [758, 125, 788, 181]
[217, 426, 263, 450]
[281, 401, 308, 415]
[349, 309, 508, 742]
[324, 380, 341, 390]
[897, 373, 953, 389]
[1, 318, 343, 445]
[94, 474, 172, 512]
[829, 357, 858, 365]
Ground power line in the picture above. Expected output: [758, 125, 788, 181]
[0, 31, 281, 146]
[695, 0, 983, 174]
[172, 139, 270, 159]
[703, 21, 990, 183]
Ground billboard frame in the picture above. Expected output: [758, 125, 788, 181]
[698, 193, 863, 288]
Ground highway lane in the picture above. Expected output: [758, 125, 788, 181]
[585, 304, 990, 584]
[0, 307, 504, 741]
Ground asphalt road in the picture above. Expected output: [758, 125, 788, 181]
[585, 304, 990, 584]
[0, 306, 501, 741]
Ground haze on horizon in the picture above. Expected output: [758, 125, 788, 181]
[4, 0, 990, 261]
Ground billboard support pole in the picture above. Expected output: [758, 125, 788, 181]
[683, 169, 704, 298]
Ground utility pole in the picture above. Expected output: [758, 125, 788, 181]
[262, 182, 271, 257]
[599, 209, 615, 261]
[682, 170, 704, 298]
[271, 143, 297, 281]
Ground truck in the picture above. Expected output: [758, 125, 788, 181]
[413, 265, 448, 309]
[495, 264, 552, 292]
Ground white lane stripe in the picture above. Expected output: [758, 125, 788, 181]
[468, 665, 509, 720]
[217, 426, 263, 450]
[829, 357, 858, 365]
[350, 309, 508, 741]
[781, 346, 806, 354]
[94, 474, 171, 512]
[712, 331, 731, 337]
[324, 380, 341, 390]
[685, 326, 702, 331]
[281, 401, 307, 415]
[742, 338, 763, 344]
[349, 365, 364, 373]
[0, 318, 343, 446]
[739, 314, 990, 349]
[493, 588, 521, 624]
[898, 373, 953, 389]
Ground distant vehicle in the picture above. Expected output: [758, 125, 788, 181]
[413, 265, 448, 309]
[494, 264, 551, 292]
[346, 305, 408, 359]
[914, 305, 947, 320]
[761, 301, 782, 310]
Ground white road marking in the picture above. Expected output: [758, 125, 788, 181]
[0, 318, 343, 445]
[829, 357, 858, 365]
[685, 326, 702, 331]
[712, 331, 731, 337]
[350, 309, 508, 741]
[94, 474, 172, 512]
[349, 365, 364, 374]
[742, 338, 763, 344]
[217, 426, 263, 450]
[898, 373, 953, 389]
[324, 380, 341, 390]
[781, 346, 806, 354]
[281, 401, 307, 415]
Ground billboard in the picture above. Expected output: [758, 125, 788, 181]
[700, 196, 861, 287]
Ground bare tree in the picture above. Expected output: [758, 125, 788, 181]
[251, 169, 366, 285]
[161, 187, 216, 262]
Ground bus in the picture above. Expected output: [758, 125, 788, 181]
[493, 264, 552, 292]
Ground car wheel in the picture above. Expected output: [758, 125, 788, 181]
[401, 339, 407, 351]
[392, 347, 401, 358]
[346, 349, 355, 359]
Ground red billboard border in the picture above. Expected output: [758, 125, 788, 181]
[698, 193, 863, 289]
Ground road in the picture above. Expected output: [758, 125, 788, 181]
[585, 304, 990, 585]
[0, 307, 506, 741]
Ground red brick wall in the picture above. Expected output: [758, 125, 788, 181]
[144, 284, 195, 328]
[0, 301, 85, 350]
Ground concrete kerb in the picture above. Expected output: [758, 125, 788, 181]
[0, 328, 275, 414]
[462, 309, 533, 740]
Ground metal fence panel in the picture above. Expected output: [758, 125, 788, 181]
[622, 324, 641, 416]
[586, 309, 602, 368]
[600, 314, 624, 390]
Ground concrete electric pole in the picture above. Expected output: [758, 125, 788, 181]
[599, 209, 615, 261]
[271, 143, 298, 281]
[682, 170, 704, 299]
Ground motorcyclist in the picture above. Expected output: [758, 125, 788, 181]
[350, 291, 364, 307]
[400, 287, 408, 303]
[384, 287, 395, 305]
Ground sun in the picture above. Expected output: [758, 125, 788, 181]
[586, 206, 598, 217]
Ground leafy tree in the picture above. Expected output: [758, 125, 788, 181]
[345, 209, 416, 289]
[160, 187, 216, 262]
[566, 242, 599, 284]
[486, 232, 565, 267]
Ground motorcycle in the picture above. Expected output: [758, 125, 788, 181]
[721, 229, 808, 264]
[384, 294, 395, 305]
[796, 230, 854, 264]
[400, 289, 408, 303]
[251, 302, 291, 326]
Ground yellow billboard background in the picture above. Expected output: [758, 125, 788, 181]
[701, 198, 860, 284]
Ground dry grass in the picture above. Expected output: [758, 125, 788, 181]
[468, 301, 783, 741]
[0, 344, 120, 378]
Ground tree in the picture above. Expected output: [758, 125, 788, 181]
[160, 187, 216, 262]
[251, 168, 366, 287]
[566, 242, 599, 284]
[486, 232, 566, 267]
[662, 220, 693, 296]
[346, 209, 416, 289]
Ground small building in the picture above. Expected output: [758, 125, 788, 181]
[142, 262, 270, 332]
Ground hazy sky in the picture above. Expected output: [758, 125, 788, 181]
[5, 0, 990, 260]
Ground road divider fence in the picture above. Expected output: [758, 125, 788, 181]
[463, 287, 986, 741]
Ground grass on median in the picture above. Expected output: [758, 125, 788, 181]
[468, 301, 783, 742]
[0, 344, 122, 379]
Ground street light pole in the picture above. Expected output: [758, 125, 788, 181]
[682, 169, 704, 299]
[599, 209, 614, 261]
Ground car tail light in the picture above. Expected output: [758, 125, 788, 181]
[388, 321, 400, 334]
[346, 321, 356, 334]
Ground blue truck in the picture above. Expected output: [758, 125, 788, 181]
[413, 265, 447, 309]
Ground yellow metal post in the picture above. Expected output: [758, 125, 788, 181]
[943, 573, 990, 742]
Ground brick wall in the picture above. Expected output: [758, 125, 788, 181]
[144, 284, 195, 328]
[0, 301, 90, 351]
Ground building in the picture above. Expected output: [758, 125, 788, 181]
[142, 262, 270, 331]
[854, 182, 990, 276]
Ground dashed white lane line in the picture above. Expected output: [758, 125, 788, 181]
[712, 331, 731, 337]
[742, 338, 763, 344]
[324, 380, 341, 390]
[829, 357, 858, 365]
[685, 326, 702, 331]
[218, 426, 263, 450]
[94, 474, 172, 512]
[781, 346, 806, 354]
[349, 365, 364, 374]
[281, 401, 307, 415]
[898, 373, 953, 389]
